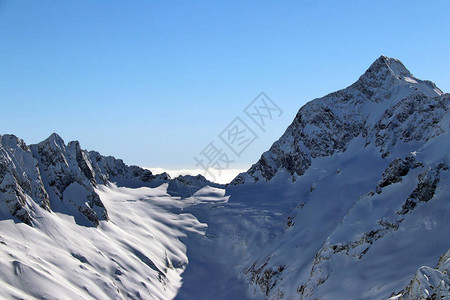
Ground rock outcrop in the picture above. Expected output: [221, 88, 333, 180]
[0, 133, 212, 227]
[231, 56, 448, 184]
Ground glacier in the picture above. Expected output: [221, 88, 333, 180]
[0, 55, 449, 299]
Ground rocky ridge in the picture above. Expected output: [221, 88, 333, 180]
[230, 56, 449, 299]
[0, 133, 215, 227]
[232, 56, 448, 184]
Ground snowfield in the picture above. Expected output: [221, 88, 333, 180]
[0, 183, 209, 300]
[1, 56, 449, 299]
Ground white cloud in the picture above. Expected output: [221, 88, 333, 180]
[146, 167, 246, 184]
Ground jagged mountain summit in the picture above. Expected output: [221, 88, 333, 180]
[0, 56, 448, 300]
[0, 133, 165, 227]
[221, 56, 449, 299]
[232, 55, 447, 184]
[0, 133, 223, 299]
[0, 133, 221, 227]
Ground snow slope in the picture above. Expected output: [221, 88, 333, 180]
[0, 133, 221, 299]
[0, 56, 449, 299]
[179, 56, 450, 299]
[220, 56, 450, 299]
[175, 136, 449, 299]
[0, 182, 214, 299]
[231, 55, 447, 184]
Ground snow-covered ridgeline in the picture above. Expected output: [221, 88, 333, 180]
[0, 55, 449, 300]
[0, 182, 222, 299]
[0, 133, 219, 227]
[224, 56, 450, 299]
[232, 56, 448, 184]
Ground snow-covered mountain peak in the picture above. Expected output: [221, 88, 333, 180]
[232, 56, 448, 184]
[223, 57, 450, 300]
[1, 56, 449, 300]
[371, 55, 411, 78]
[355, 55, 443, 99]
[0, 134, 28, 152]
[42, 132, 66, 150]
[1, 133, 220, 227]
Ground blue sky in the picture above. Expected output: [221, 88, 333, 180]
[1, 1, 449, 172]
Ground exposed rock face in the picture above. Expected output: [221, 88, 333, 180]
[376, 155, 422, 193]
[243, 149, 449, 299]
[0, 133, 194, 227]
[374, 92, 449, 156]
[399, 163, 448, 215]
[229, 56, 449, 299]
[87, 150, 170, 187]
[0, 135, 50, 225]
[29, 134, 109, 227]
[295, 155, 448, 299]
[167, 174, 223, 198]
[397, 250, 450, 300]
[1, 56, 448, 300]
[245, 261, 286, 297]
[231, 56, 447, 184]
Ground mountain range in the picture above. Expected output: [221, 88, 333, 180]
[0, 56, 448, 299]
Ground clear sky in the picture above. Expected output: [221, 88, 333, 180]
[1, 1, 449, 175]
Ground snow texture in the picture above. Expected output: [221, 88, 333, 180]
[1, 56, 449, 299]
